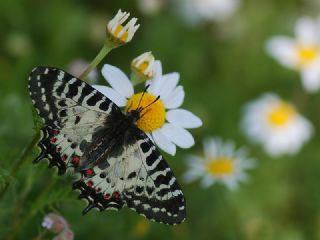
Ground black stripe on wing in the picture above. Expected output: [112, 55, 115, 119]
[125, 134, 186, 225]
[28, 66, 120, 127]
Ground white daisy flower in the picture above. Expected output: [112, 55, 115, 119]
[107, 9, 140, 45]
[93, 61, 202, 156]
[183, 137, 255, 190]
[241, 93, 313, 157]
[179, 0, 240, 24]
[266, 17, 320, 92]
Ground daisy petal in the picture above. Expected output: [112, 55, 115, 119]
[266, 37, 298, 69]
[147, 61, 163, 95]
[301, 62, 320, 92]
[163, 86, 185, 109]
[153, 60, 163, 80]
[295, 17, 318, 45]
[160, 123, 195, 149]
[152, 129, 176, 155]
[166, 109, 202, 129]
[92, 85, 127, 107]
[200, 175, 215, 188]
[101, 64, 134, 98]
[157, 72, 180, 99]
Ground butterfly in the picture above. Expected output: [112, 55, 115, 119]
[28, 66, 186, 225]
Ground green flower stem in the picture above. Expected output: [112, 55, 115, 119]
[0, 132, 40, 201]
[79, 41, 115, 80]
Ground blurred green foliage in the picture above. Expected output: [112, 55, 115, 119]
[1, 0, 320, 239]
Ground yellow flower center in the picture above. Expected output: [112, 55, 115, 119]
[297, 45, 318, 66]
[113, 25, 129, 43]
[126, 92, 166, 132]
[206, 157, 235, 176]
[137, 62, 149, 74]
[267, 102, 296, 126]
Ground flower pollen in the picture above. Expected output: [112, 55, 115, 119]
[267, 101, 296, 126]
[126, 92, 165, 132]
[206, 157, 235, 176]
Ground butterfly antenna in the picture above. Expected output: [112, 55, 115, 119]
[141, 95, 160, 111]
[136, 84, 150, 110]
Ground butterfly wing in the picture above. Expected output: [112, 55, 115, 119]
[73, 131, 186, 225]
[28, 67, 120, 175]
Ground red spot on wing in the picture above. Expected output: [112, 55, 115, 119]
[72, 155, 80, 165]
[53, 129, 59, 135]
[61, 154, 67, 161]
[113, 192, 120, 198]
[50, 138, 57, 144]
[85, 169, 94, 176]
[104, 194, 110, 200]
[86, 181, 93, 187]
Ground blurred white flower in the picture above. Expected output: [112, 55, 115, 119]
[137, 0, 164, 16]
[68, 59, 97, 83]
[241, 93, 313, 157]
[179, 0, 240, 24]
[183, 137, 255, 190]
[93, 61, 202, 156]
[107, 9, 140, 45]
[266, 17, 320, 92]
[42, 213, 74, 240]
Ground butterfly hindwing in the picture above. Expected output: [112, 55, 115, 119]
[29, 67, 120, 174]
[73, 131, 186, 225]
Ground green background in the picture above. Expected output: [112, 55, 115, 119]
[1, 0, 320, 239]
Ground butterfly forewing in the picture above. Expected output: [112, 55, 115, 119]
[28, 66, 186, 225]
[29, 67, 119, 174]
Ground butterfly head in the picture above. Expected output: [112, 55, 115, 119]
[126, 84, 161, 124]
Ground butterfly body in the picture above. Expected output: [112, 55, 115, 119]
[80, 109, 142, 170]
[28, 66, 186, 225]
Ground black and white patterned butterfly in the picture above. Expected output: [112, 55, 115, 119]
[28, 67, 186, 225]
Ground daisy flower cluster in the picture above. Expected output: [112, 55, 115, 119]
[237, 16, 318, 157]
[183, 15, 318, 191]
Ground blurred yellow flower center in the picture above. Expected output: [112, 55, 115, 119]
[267, 102, 295, 126]
[137, 62, 149, 74]
[126, 92, 165, 132]
[207, 157, 235, 176]
[297, 46, 318, 65]
[113, 25, 129, 43]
